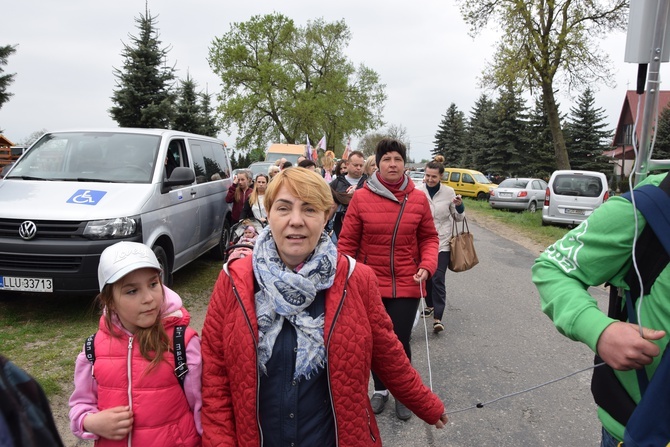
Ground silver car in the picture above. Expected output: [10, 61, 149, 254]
[489, 177, 548, 212]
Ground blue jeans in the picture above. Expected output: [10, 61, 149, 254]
[600, 426, 621, 447]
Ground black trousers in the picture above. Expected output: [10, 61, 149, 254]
[425, 251, 450, 321]
[372, 297, 420, 392]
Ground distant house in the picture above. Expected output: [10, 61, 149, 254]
[606, 90, 670, 178]
[0, 135, 14, 148]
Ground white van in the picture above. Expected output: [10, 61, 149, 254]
[542, 170, 609, 227]
[0, 128, 234, 294]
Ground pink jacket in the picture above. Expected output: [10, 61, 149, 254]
[69, 286, 202, 446]
[201, 255, 445, 446]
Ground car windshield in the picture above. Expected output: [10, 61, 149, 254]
[499, 179, 529, 188]
[473, 173, 493, 184]
[6, 132, 160, 183]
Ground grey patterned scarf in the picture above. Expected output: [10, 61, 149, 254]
[252, 226, 337, 380]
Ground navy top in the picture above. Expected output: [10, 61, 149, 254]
[259, 290, 336, 447]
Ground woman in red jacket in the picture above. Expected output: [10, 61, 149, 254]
[226, 170, 253, 222]
[338, 138, 439, 421]
[201, 168, 447, 447]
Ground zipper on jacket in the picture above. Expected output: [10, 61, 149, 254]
[366, 408, 377, 442]
[229, 276, 263, 446]
[390, 195, 408, 297]
[127, 336, 134, 447]
[325, 284, 348, 447]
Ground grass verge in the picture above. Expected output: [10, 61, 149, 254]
[0, 255, 223, 398]
[462, 197, 569, 249]
[0, 293, 99, 396]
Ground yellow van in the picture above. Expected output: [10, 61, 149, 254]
[441, 168, 498, 200]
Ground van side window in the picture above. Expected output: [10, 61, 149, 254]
[442, 171, 450, 182]
[450, 172, 460, 182]
[166, 140, 187, 179]
[211, 143, 231, 179]
[189, 142, 209, 184]
[462, 173, 474, 184]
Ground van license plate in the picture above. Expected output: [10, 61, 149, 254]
[565, 209, 585, 215]
[0, 276, 53, 292]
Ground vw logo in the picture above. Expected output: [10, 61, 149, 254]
[18, 221, 37, 240]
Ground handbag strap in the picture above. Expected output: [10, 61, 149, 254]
[453, 216, 469, 235]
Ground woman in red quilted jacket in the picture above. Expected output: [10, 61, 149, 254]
[338, 138, 440, 421]
[201, 168, 447, 447]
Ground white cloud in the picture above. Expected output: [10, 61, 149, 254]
[0, 1, 667, 162]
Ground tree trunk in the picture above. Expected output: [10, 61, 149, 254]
[542, 83, 571, 170]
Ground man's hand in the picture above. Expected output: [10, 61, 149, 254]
[83, 406, 133, 441]
[596, 322, 666, 370]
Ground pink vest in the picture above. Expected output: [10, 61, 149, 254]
[93, 327, 200, 447]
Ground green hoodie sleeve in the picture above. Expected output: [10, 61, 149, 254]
[532, 189, 649, 352]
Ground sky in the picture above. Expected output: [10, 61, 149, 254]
[1, 0, 668, 162]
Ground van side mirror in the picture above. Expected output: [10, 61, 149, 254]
[162, 167, 195, 193]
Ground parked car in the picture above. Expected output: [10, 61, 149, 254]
[247, 161, 275, 178]
[542, 170, 609, 227]
[441, 168, 498, 200]
[489, 177, 548, 212]
[0, 128, 234, 294]
[408, 171, 425, 188]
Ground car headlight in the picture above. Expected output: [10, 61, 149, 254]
[83, 217, 139, 239]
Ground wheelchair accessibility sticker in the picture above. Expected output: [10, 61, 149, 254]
[67, 189, 107, 205]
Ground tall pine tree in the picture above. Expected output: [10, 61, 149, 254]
[0, 45, 16, 114]
[486, 84, 528, 176]
[465, 94, 495, 172]
[199, 91, 221, 138]
[174, 72, 203, 134]
[109, 6, 175, 128]
[649, 105, 670, 167]
[433, 103, 466, 165]
[563, 87, 612, 173]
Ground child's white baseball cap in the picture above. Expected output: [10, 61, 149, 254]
[98, 241, 161, 291]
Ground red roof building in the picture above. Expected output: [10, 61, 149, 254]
[607, 90, 670, 177]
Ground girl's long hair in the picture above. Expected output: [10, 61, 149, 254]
[249, 174, 269, 206]
[234, 171, 251, 203]
[97, 280, 170, 373]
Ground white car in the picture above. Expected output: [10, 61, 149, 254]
[409, 171, 425, 188]
[542, 170, 609, 227]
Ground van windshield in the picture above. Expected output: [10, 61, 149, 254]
[553, 174, 603, 197]
[6, 132, 161, 183]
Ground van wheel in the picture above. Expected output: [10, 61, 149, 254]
[153, 245, 172, 287]
[477, 192, 488, 201]
[211, 219, 232, 261]
[528, 201, 537, 213]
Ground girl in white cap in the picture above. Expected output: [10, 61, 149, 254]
[68, 241, 202, 446]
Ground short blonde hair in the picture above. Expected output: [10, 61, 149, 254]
[265, 167, 334, 219]
[363, 155, 377, 176]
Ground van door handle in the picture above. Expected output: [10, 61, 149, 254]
[190, 189, 197, 197]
